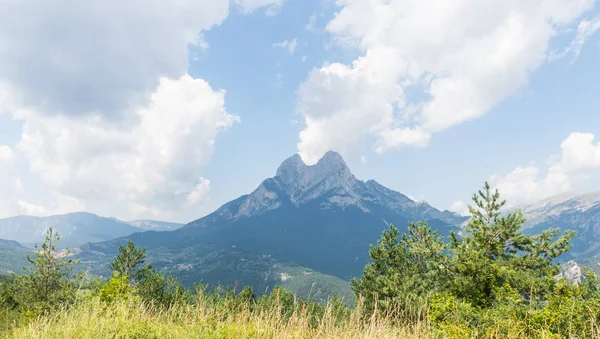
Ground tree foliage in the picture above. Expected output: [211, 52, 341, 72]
[0, 228, 81, 326]
[110, 239, 148, 283]
[352, 182, 582, 333]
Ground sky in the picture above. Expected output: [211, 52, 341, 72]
[0, 0, 599, 223]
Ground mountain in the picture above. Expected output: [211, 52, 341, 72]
[0, 239, 31, 275]
[0, 212, 143, 248]
[0, 238, 24, 249]
[127, 220, 183, 231]
[516, 191, 600, 269]
[77, 151, 463, 300]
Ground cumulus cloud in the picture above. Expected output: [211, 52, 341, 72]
[0, 0, 230, 118]
[297, 0, 596, 164]
[17, 194, 86, 217]
[449, 200, 470, 216]
[235, 0, 284, 14]
[0, 146, 14, 165]
[489, 132, 600, 206]
[0, 0, 295, 220]
[273, 39, 298, 55]
[15, 75, 238, 220]
[0, 146, 21, 216]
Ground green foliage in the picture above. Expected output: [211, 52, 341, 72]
[2, 184, 600, 338]
[0, 228, 81, 332]
[350, 221, 446, 315]
[353, 181, 596, 338]
[110, 239, 148, 283]
[136, 270, 192, 307]
[13, 228, 80, 315]
[448, 182, 575, 308]
[97, 272, 132, 303]
[236, 285, 256, 304]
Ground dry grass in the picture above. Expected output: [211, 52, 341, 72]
[3, 297, 431, 339]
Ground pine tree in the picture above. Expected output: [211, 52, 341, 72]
[351, 221, 446, 313]
[353, 182, 576, 311]
[448, 182, 575, 307]
[110, 239, 149, 283]
[18, 228, 79, 312]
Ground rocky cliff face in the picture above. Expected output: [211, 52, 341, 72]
[555, 261, 583, 284]
[195, 151, 466, 227]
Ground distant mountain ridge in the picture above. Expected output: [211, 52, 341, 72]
[0, 212, 185, 249]
[513, 191, 600, 268]
[78, 151, 465, 299]
[0, 238, 24, 249]
[0, 238, 31, 275]
[0, 212, 143, 248]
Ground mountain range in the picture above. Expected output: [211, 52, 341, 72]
[74, 151, 466, 300]
[2, 151, 600, 300]
[516, 191, 600, 268]
[0, 212, 183, 249]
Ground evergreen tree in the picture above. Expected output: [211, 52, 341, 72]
[447, 182, 575, 307]
[110, 239, 149, 283]
[351, 221, 446, 313]
[353, 182, 576, 311]
[17, 228, 79, 312]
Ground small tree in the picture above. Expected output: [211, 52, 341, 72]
[448, 182, 575, 307]
[110, 239, 148, 283]
[17, 228, 79, 313]
[351, 221, 447, 314]
[108, 239, 184, 306]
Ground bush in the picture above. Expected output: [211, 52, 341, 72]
[98, 273, 132, 303]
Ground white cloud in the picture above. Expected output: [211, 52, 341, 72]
[16, 194, 85, 217]
[553, 132, 600, 172]
[15, 74, 238, 220]
[306, 14, 318, 32]
[0, 148, 21, 217]
[273, 39, 298, 55]
[235, 0, 284, 14]
[0, 0, 268, 221]
[0, 145, 14, 165]
[553, 12, 600, 60]
[187, 178, 211, 205]
[450, 200, 470, 216]
[489, 132, 600, 206]
[297, 0, 596, 163]
[489, 166, 572, 207]
[17, 200, 48, 216]
[0, 0, 230, 118]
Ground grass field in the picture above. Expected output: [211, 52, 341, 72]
[3, 296, 429, 339]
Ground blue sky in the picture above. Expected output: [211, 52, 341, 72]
[0, 0, 599, 222]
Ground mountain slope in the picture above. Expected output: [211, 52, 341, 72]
[0, 238, 24, 249]
[0, 212, 143, 248]
[78, 151, 462, 298]
[516, 192, 600, 268]
[0, 239, 31, 275]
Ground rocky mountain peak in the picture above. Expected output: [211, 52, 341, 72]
[276, 151, 350, 179]
[275, 154, 306, 181]
[274, 151, 354, 201]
